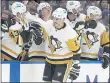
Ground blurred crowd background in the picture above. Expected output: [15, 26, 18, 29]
[1, 0, 110, 29]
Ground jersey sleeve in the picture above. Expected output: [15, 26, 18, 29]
[101, 30, 110, 47]
[40, 26, 48, 41]
[8, 24, 23, 46]
[65, 27, 81, 53]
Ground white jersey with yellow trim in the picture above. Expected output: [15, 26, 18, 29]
[66, 13, 86, 29]
[81, 22, 108, 59]
[45, 22, 81, 60]
[1, 22, 23, 60]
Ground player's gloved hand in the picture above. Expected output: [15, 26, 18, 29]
[22, 22, 30, 31]
[100, 52, 110, 69]
[85, 20, 97, 29]
[29, 21, 43, 45]
[69, 60, 80, 80]
[74, 21, 85, 31]
[16, 40, 32, 61]
[16, 50, 28, 61]
[22, 40, 32, 52]
[1, 19, 9, 32]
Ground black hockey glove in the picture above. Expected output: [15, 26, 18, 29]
[100, 47, 110, 69]
[17, 31, 32, 61]
[16, 40, 32, 61]
[100, 52, 110, 69]
[74, 21, 85, 31]
[84, 20, 97, 29]
[16, 50, 28, 61]
[69, 60, 80, 81]
[69, 54, 81, 81]
[29, 21, 43, 45]
[1, 18, 9, 32]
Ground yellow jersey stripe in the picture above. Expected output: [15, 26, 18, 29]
[1, 44, 19, 56]
[29, 51, 74, 57]
[82, 52, 97, 56]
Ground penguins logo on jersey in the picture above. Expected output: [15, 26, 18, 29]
[48, 36, 62, 53]
[82, 31, 99, 49]
[86, 31, 99, 43]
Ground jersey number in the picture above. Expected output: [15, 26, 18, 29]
[10, 30, 19, 38]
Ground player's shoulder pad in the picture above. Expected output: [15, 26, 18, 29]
[98, 22, 106, 31]
[64, 25, 78, 41]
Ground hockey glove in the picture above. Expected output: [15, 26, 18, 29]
[69, 60, 80, 81]
[16, 50, 28, 61]
[17, 31, 32, 61]
[22, 22, 30, 31]
[100, 46, 110, 69]
[74, 21, 85, 31]
[16, 40, 32, 61]
[29, 21, 43, 45]
[100, 52, 110, 69]
[1, 19, 9, 32]
[84, 20, 97, 29]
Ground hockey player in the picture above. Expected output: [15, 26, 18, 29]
[66, 1, 86, 38]
[27, 2, 53, 60]
[43, 8, 81, 82]
[11, 2, 38, 26]
[81, 6, 110, 69]
[23, 1, 39, 22]
[36, 2, 53, 38]
[37, 2, 52, 22]
[18, 21, 44, 60]
[12, 2, 46, 61]
[1, 18, 23, 60]
[1, 2, 26, 60]
[26, 0, 39, 17]
[1, 2, 43, 60]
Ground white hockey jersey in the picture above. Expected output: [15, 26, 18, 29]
[81, 22, 109, 59]
[1, 22, 23, 60]
[45, 22, 81, 64]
